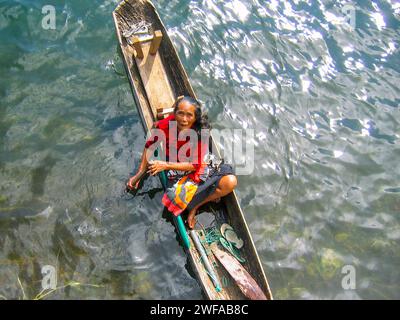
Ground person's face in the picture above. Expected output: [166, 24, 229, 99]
[175, 101, 196, 131]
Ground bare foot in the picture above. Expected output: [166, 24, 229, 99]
[187, 208, 197, 229]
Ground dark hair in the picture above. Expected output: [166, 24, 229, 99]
[173, 96, 210, 133]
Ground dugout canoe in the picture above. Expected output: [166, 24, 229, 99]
[112, 0, 273, 300]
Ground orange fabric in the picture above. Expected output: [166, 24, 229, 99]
[162, 175, 199, 216]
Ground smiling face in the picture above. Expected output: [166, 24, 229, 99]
[174, 100, 196, 131]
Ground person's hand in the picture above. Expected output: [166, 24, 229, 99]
[126, 174, 141, 190]
[147, 160, 168, 176]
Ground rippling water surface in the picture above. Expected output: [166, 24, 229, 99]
[0, 0, 399, 299]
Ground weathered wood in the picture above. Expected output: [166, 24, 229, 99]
[132, 36, 144, 59]
[113, 11, 154, 130]
[134, 42, 175, 112]
[156, 107, 174, 119]
[131, 34, 154, 44]
[212, 244, 267, 300]
[150, 30, 163, 55]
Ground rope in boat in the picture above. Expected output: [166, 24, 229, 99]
[199, 226, 246, 263]
[203, 227, 222, 244]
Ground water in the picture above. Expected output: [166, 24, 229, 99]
[0, 0, 399, 299]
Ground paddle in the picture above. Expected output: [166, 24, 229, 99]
[211, 244, 267, 300]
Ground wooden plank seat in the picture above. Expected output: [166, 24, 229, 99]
[156, 107, 174, 120]
[130, 29, 175, 120]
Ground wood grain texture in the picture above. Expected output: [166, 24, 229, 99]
[134, 42, 175, 113]
[212, 244, 268, 300]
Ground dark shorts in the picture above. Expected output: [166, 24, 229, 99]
[185, 164, 234, 211]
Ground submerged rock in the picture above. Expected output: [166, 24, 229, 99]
[319, 248, 343, 280]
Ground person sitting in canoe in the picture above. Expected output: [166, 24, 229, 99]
[126, 96, 237, 229]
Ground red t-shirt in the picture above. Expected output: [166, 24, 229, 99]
[144, 114, 208, 183]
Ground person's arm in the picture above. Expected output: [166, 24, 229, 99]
[148, 136, 210, 178]
[127, 147, 152, 189]
[147, 160, 195, 176]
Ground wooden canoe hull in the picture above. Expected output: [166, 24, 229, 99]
[113, 0, 272, 300]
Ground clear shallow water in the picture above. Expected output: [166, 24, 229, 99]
[0, 0, 399, 299]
